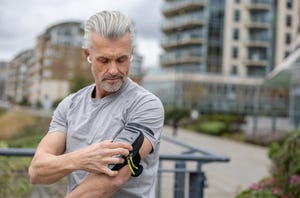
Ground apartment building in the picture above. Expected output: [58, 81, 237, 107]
[143, 0, 299, 114]
[28, 21, 92, 107]
[0, 61, 8, 100]
[5, 20, 144, 108]
[6, 49, 33, 104]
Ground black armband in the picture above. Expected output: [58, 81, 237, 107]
[109, 123, 147, 177]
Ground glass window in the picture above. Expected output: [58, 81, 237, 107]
[286, 15, 292, 27]
[234, 10, 240, 22]
[287, 0, 292, 9]
[233, 28, 239, 40]
[232, 47, 239, 59]
[231, 65, 238, 76]
[286, 33, 292, 44]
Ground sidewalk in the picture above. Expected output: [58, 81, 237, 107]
[160, 126, 271, 198]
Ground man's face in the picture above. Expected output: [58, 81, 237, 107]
[88, 31, 132, 96]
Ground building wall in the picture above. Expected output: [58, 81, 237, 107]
[28, 21, 93, 106]
[152, 0, 299, 113]
[0, 62, 8, 100]
[6, 50, 33, 103]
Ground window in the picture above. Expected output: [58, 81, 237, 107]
[234, 10, 240, 22]
[234, 0, 240, 3]
[287, 0, 292, 9]
[286, 15, 292, 27]
[232, 47, 239, 59]
[233, 28, 239, 40]
[286, 33, 291, 44]
[231, 65, 238, 76]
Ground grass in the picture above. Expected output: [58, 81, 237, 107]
[0, 111, 52, 197]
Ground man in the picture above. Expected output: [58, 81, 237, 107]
[29, 10, 164, 198]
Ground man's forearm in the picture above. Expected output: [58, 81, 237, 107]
[29, 151, 78, 184]
[65, 166, 132, 198]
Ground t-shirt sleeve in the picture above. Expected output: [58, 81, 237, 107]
[127, 94, 164, 153]
[48, 95, 73, 133]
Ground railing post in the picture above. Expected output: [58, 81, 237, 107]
[189, 162, 205, 198]
[156, 160, 162, 198]
[174, 160, 186, 198]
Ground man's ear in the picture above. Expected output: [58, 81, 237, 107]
[82, 48, 90, 59]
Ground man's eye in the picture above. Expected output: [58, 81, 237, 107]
[117, 57, 128, 63]
[98, 58, 109, 64]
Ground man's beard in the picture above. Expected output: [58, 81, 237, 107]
[97, 73, 126, 93]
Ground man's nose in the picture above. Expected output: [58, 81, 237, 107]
[108, 62, 119, 75]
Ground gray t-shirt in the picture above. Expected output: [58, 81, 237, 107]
[49, 78, 164, 198]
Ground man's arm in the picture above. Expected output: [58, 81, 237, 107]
[29, 132, 132, 184]
[65, 137, 153, 198]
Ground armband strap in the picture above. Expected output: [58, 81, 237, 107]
[109, 123, 146, 177]
[127, 152, 143, 177]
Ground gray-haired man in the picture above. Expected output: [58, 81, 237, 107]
[29, 10, 164, 198]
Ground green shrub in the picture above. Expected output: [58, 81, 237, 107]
[198, 121, 226, 136]
[236, 130, 300, 198]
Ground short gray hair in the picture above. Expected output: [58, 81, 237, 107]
[83, 10, 135, 50]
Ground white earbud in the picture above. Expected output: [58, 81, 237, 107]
[130, 56, 133, 62]
[87, 56, 92, 63]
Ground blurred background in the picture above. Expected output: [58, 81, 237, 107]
[0, 0, 300, 197]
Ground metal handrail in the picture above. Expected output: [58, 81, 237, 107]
[0, 134, 230, 198]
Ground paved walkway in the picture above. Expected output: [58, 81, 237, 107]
[160, 126, 271, 198]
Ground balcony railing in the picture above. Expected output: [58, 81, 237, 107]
[161, 32, 206, 49]
[160, 51, 204, 66]
[246, 0, 273, 10]
[162, 0, 207, 17]
[0, 135, 230, 198]
[162, 13, 207, 33]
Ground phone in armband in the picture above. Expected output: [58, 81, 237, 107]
[109, 123, 147, 177]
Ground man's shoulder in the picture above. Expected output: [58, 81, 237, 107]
[125, 80, 163, 108]
[59, 84, 94, 108]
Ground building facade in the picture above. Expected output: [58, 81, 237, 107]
[5, 20, 144, 108]
[143, 0, 299, 114]
[28, 21, 92, 107]
[0, 61, 8, 101]
[6, 50, 33, 104]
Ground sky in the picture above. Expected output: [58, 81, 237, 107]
[0, 0, 164, 68]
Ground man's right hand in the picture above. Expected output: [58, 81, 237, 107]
[29, 132, 132, 184]
[73, 140, 132, 176]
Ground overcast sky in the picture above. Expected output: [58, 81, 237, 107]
[0, 0, 164, 68]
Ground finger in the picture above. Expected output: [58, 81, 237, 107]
[103, 156, 125, 165]
[102, 167, 118, 177]
[111, 142, 133, 150]
[107, 148, 130, 157]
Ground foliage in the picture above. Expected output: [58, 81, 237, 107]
[245, 133, 287, 147]
[0, 156, 32, 198]
[0, 112, 36, 140]
[0, 112, 51, 197]
[197, 121, 227, 136]
[52, 98, 63, 109]
[236, 130, 300, 198]
[164, 105, 190, 125]
[70, 74, 93, 93]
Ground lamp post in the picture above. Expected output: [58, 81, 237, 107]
[172, 28, 182, 136]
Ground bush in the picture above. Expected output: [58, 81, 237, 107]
[0, 112, 36, 140]
[235, 130, 300, 198]
[197, 121, 227, 136]
[0, 112, 52, 197]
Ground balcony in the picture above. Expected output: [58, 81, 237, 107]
[162, 13, 207, 33]
[162, 0, 207, 17]
[246, 0, 273, 10]
[244, 55, 269, 66]
[160, 51, 204, 66]
[245, 17, 272, 29]
[161, 32, 206, 49]
[244, 37, 271, 47]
